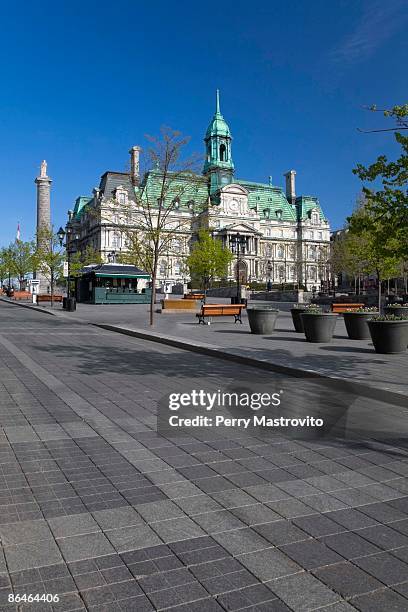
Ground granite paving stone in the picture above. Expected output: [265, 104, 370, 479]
[351, 551, 408, 586]
[57, 532, 116, 562]
[321, 531, 383, 559]
[237, 547, 302, 581]
[280, 538, 344, 570]
[1, 302, 408, 611]
[313, 561, 384, 598]
[350, 588, 408, 612]
[106, 524, 163, 552]
[267, 571, 341, 610]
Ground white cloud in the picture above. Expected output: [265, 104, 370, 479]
[332, 0, 407, 63]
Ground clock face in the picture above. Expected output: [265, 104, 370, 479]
[228, 199, 239, 214]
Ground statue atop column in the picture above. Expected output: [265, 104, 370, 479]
[40, 160, 47, 177]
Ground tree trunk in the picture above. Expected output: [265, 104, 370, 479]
[150, 268, 157, 326]
[51, 273, 54, 308]
[377, 271, 381, 313]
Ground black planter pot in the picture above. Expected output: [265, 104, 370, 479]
[247, 308, 279, 334]
[301, 313, 338, 343]
[368, 320, 408, 354]
[343, 311, 379, 340]
[291, 307, 308, 333]
[384, 306, 408, 317]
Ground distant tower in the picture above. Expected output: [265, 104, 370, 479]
[34, 160, 52, 292]
[203, 90, 234, 193]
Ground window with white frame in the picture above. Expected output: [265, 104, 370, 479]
[112, 232, 121, 248]
[159, 260, 167, 275]
[277, 245, 284, 259]
[174, 260, 181, 276]
[116, 188, 128, 206]
[311, 211, 319, 225]
[265, 228, 271, 237]
[308, 266, 317, 280]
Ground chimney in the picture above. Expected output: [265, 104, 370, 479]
[129, 146, 141, 185]
[284, 170, 296, 204]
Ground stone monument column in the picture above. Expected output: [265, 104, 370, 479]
[34, 160, 52, 293]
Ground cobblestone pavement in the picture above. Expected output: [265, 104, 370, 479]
[1, 301, 408, 611]
[22, 300, 408, 396]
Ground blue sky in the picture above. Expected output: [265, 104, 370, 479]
[0, 0, 406, 245]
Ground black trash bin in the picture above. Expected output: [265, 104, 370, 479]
[66, 297, 76, 312]
[231, 296, 238, 304]
[62, 297, 67, 310]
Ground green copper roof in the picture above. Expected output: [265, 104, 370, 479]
[140, 170, 209, 211]
[73, 196, 92, 220]
[295, 196, 326, 221]
[205, 90, 232, 138]
[237, 180, 297, 222]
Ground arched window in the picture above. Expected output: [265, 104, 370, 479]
[220, 143, 226, 161]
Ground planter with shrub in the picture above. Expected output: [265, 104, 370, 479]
[368, 315, 408, 354]
[384, 303, 408, 317]
[343, 307, 379, 340]
[290, 304, 318, 333]
[300, 308, 338, 343]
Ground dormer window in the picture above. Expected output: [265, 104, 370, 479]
[172, 198, 180, 210]
[311, 210, 319, 225]
[115, 186, 128, 206]
[276, 209, 283, 220]
[264, 209, 270, 219]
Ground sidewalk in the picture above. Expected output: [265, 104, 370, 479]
[12, 300, 408, 400]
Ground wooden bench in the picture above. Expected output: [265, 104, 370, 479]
[331, 303, 364, 314]
[37, 294, 63, 303]
[183, 293, 205, 300]
[196, 303, 245, 324]
[11, 291, 32, 301]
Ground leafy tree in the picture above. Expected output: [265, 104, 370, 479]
[100, 126, 204, 325]
[186, 230, 233, 298]
[34, 227, 65, 307]
[69, 246, 103, 278]
[353, 104, 408, 260]
[0, 247, 13, 289]
[8, 240, 35, 289]
[347, 203, 400, 310]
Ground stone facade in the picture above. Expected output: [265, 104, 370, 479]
[66, 93, 331, 291]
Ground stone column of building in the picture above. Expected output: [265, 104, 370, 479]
[34, 160, 52, 293]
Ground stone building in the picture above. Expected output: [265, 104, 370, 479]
[66, 92, 331, 291]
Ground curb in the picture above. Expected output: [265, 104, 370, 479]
[94, 323, 408, 409]
[0, 297, 57, 317]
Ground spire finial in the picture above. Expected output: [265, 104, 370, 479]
[216, 89, 220, 114]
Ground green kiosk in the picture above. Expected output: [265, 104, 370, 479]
[77, 264, 151, 304]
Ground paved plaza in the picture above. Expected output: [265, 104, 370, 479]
[24, 299, 408, 398]
[1, 301, 408, 611]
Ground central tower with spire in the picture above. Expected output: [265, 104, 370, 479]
[203, 90, 234, 193]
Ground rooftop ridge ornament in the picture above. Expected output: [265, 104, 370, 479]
[216, 89, 221, 115]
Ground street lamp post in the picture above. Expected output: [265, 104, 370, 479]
[229, 232, 248, 301]
[57, 226, 79, 307]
